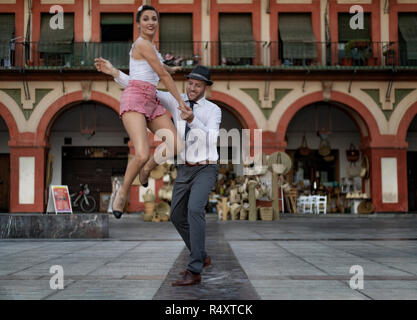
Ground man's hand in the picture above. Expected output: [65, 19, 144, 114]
[171, 66, 182, 74]
[94, 57, 118, 78]
[178, 104, 194, 123]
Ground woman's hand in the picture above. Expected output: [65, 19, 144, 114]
[178, 104, 194, 123]
[94, 57, 118, 77]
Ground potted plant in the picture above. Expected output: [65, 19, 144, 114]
[383, 43, 396, 66]
[341, 40, 354, 66]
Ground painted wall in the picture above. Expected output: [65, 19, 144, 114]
[0, 117, 9, 153]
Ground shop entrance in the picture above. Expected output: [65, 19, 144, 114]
[48, 102, 128, 212]
[406, 114, 417, 212]
[0, 116, 10, 212]
[285, 102, 364, 213]
[407, 152, 417, 212]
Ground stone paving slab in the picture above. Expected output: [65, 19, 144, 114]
[1, 214, 417, 300]
[153, 222, 260, 300]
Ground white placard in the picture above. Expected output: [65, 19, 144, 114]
[381, 157, 398, 203]
[19, 157, 35, 204]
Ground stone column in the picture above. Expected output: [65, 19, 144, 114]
[362, 146, 408, 212]
[9, 142, 46, 213]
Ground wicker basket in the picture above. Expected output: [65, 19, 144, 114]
[240, 208, 248, 220]
[259, 207, 273, 221]
[144, 202, 155, 216]
[143, 213, 153, 222]
[159, 214, 169, 222]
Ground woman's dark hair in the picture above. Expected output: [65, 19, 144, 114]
[136, 5, 159, 23]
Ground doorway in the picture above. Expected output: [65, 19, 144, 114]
[407, 152, 417, 212]
[0, 154, 10, 212]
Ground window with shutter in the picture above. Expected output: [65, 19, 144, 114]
[398, 13, 417, 65]
[278, 13, 318, 64]
[0, 14, 15, 66]
[219, 13, 255, 65]
[159, 13, 193, 60]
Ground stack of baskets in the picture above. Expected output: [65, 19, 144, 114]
[259, 207, 273, 221]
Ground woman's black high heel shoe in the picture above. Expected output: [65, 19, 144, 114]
[112, 189, 126, 219]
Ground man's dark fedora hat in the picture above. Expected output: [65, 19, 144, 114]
[186, 65, 213, 86]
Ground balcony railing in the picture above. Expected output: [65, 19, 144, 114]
[1, 40, 416, 70]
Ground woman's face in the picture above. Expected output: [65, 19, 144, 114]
[138, 10, 158, 37]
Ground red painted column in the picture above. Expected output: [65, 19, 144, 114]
[262, 131, 286, 154]
[362, 146, 408, 213]
[9, 142, 46, 213]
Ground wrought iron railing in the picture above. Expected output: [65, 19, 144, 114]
[1, 40, 416, 70]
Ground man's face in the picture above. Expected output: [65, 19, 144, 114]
[186, 78, 207, 102]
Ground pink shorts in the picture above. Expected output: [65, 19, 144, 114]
[119, 80, 165, 121]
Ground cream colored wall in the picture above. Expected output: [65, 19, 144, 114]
[3, 79, 416, 138]
[159, 0, 194, 3]
[41, 0, 75, 4]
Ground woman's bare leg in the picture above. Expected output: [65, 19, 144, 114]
[139, 113, 184, 185]
[114, 111, 150, 211]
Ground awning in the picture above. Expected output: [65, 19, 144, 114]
[338, 13, 370, 42]
[38, 14, 74, 53]
[279, 13, 318, 60]
[398, 13, 417, 60]
[219, 14, 255, 59]
[100, 13, 133, 25]
[159, 13, 193, 57]
[0, 14, 15, 58]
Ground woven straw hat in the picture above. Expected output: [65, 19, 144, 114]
[268, 152, 292, 175]
[150, 165, 167, 180]
[156, 201, 170, 217]
[143, 189, 155, 202]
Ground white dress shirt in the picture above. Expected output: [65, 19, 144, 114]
[114, 71, 222, 163]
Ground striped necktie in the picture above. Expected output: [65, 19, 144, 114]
[184, 100, 195, 140]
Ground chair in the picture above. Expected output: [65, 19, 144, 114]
[297, 195, 314, 214]
[315, 195, 327, 214]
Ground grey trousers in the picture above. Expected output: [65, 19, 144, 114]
[170, 164, 219, 274]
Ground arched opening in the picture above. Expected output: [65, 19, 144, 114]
[0, 115, 10, 212]
[47, 102, 129, 212]
[211, 100, 245, 177]
[406, 114, 417, 212]
[285, 102, 366, 214]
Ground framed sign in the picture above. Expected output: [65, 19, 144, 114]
[47, 185, 72, 214]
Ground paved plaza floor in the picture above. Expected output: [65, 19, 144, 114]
[0, 213, 417, 300]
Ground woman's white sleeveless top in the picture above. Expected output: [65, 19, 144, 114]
[129, 38, 164, 86]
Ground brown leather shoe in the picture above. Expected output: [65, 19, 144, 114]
[172, 270, 201, 286]
[179, 256, 211, 275]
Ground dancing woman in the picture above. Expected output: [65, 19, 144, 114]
[95, 5, 186, 219]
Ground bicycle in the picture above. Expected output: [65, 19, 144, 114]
[70, 184, 96, 213]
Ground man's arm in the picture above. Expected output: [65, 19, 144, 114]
[156, 90, 179, 115]
[188, 106, 222, 134]
[114, 71, 129, 88]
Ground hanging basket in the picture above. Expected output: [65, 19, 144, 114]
[346, 143, 360, 162]
[298, 134, 311, 156]
[318, 139, 331, 157]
